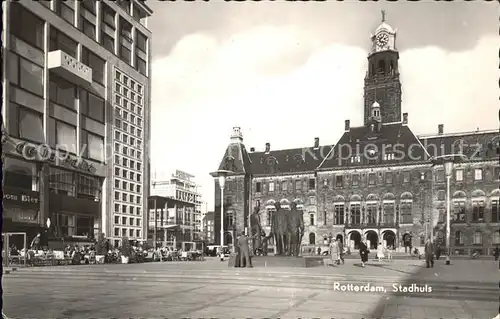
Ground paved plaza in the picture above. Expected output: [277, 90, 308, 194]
[3, 258, 498, 319]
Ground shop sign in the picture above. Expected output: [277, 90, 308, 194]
[14, 141, 95, 174]
[3, 192, 39, 204]
[3, 207, 39, 224]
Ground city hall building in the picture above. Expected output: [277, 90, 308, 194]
[213, 17, 499, 255]
[2, 0, 152, 248]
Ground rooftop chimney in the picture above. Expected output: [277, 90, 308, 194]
[250, 147, 255, 152]
[438, 124, 444, 135]
[345, 120, 350, 131]
[230, 126, 243, 143]
[265, 143, 270, 153]
[314, 137, 319, 149]
[402, 113, 408, 125]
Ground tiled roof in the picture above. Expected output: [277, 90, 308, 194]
[248, 145, 334, 176]
[217, 143, 253, 174]
[318, 122, 428, 169]
[418, 130, 499, 162]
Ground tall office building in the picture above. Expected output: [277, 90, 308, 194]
[1, 0, 152, 248]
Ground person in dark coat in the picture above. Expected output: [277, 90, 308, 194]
[494, 245, 499, 261]
[237, 231, 252, 268]
[234, 240, 242, 267]
[424, 238, 435, 268]
[435, 244, 441, 260]
[359, 240, 369, 267]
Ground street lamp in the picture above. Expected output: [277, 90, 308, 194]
[431, 154, 467, 266]
[210, 169, 233, 255]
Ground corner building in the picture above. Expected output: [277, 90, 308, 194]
[214, 17, 500, 255]
[2, 0, 152, 248]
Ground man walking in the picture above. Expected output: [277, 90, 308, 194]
[337, 238, 345, 265]
[424, 238, 434, 268]
[237, 231, 252, 268]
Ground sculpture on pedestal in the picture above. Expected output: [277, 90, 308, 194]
[287, 202, 305, 256]
[250, 205, 263, 255]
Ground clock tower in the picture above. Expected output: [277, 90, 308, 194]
[363, 11, 402, 125]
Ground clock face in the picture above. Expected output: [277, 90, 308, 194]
[376, 33, 389, 47]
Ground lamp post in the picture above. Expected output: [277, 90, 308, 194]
[431, 154, 467, 266]
[210, 170, 233, 255]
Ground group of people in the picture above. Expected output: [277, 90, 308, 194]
[328, 239, 395, 268]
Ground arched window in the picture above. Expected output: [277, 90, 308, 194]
[377, 60, 386, 74]
[473, 231, 482, 245]
[309, 232, 316, 245]
[400, 192, 413, 224]
[454, 230, 463, 245]
[226, 210, 234, 227]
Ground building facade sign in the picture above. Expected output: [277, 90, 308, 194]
[3, 188, 41, 224]
[174, 170, 194, 181]
[4, 137, 106, 176]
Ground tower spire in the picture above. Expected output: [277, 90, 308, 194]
[381, 9, 386, 22]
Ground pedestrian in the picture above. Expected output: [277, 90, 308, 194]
[329, 238, 339, 265]
[359, 240, 369, 267]
[493, 245, 499, 261]
[376, 242, 385, 262]
[30, 233, 41, 251]
[435, 244, 441, 260]
[424, 237, 434, 268]
[317, 247, 321, 255]
[386, 245, 393, 261]
[337, 239, 345, 265]
[237, 231, 252, 268]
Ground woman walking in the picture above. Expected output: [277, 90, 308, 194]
[376, 242, 385, 262]
[329, 238, 340, 265]
[359, 240, 369, 267]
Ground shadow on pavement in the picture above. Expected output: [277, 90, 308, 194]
[367, 259, 498, 319]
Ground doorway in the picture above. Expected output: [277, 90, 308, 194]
[383, 230, 396, 249]
[365, 230, 379, 250]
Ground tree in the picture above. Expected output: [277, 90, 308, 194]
[95, 233, 108, 255]
[120, 237, 132, 257]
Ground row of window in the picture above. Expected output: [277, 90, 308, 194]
[114, 227, 141, 238]
[51, 213, 96, 239]
[114, 154, 142, 172]
[114, 120, 145, 150]
[448, 200, 500, 223]
[114, 190, 142, 205]
[114, 204, 142, 216]
[255, 167, 499, 193]
[114, 142, 143, 161]
[115, 97, 144, 118]
[114, 128, 143, 149]
[116, 84, 144, 106]
[116, 70, 144, 94]
[453, 230, 500, 245]
[114, 215, 141, 227]
[114, 105, 144, 132]
[114, 178, 142, 194]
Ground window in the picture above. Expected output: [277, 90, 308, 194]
[334, 204, 344, 225]
[50, 28, 78, 58]
[16, 106, 44, 143]
[385, 172, 393, 184]
[85, 131, 104, 162]
[3, 157, 39, 191]
[402, 172, 410, 183]
[436, 171, 445, 182]
[136, 230, 141, 238]
[81, 0, 96, 14]
[49, 74, 77, 110]
[54, 213, 75, 237]
[382, 203, 395, 225]
[136, 31, 147, 52]
[453, 201, 466, 222]
[472, 200, 485, 222]
[120, 45, 131, 65]
[474, 169, 482, 181]
[437, 190, 445, 201]
[115, 216, 120, 224]
[352, 174, 360, 187]
[294, 180, 301, 191]
[454, 230, 464, 245]
[101, 3, 116, 28]
[56, 0, 75, 25]
[492, 200, 500, 223]
[309, 178, 315, 190]
[309, 213, 315, 226]
[473, 231, 482, 244]
[115, 192, 120, 200]
[76, 216, 94, 237]
[55, 121, 77, 154]
[495, 167, 500, 180]
[365, 203, 377, 224]
[18, 57, 44, 96]
[81, 18, 96, 40]
[10, 2, 44, 50]
[455, 170, 464, 182]
[101, 32, 114, 52]
[82, 48, 105, 85]
[335, 175, 343, 188]
[309, 196, 316, 205]
[368, 173, 376, 186]
[122, 205, 127, 213]
[256, 182, 261, 193]
[136, 57, 147, 76]
[268, 182, 274, 192]
[49, 168, 75, 196]
[350, 204, 361, 225]
[276, 181, 286, 192]
[80, 89, 105, 122]
[493, 231, 500, 245]
[400, 202, 412, 224]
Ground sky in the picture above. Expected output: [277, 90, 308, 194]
[146, 1, 499, 211]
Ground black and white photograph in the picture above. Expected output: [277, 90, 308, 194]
[1, 1, 499, 318]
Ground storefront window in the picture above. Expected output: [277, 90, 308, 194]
[77, 174, 102, 200]
[4, 157, 39, 191]
[54, 213, 75, 237]
[49, 168, 75, 196]
[76, 216, 94, 237]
